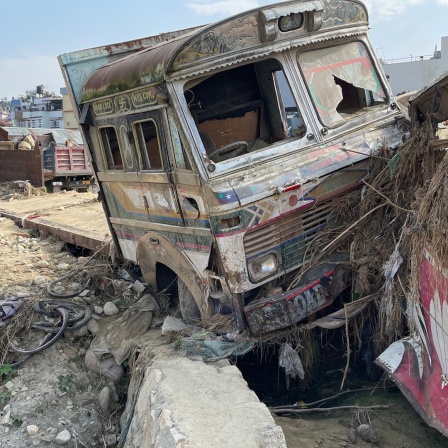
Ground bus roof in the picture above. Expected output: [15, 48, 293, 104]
[80, 0, 368, 103]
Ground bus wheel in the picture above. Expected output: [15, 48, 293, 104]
[178, 277, 201, 323]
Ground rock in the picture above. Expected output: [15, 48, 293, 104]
[79, 289, 90, 297]
[131, 280, 146, 294]
[1, 410, 12, 426]
[68, 282, 81, 290]
[33, 276, 46, 285]
[4, 381, 14, 391]
[52, 286, 66, 295]
[87, 319, 100, 335]
[356, 423, 379, 443]
[211, 359, 231, 368]
[40, 433, 56, 442]
[85, 350, 124, 382]
[103, 302, 119, 316]
[82, 295, 94, 304]
[162, 316, 188, 335]
[93, 306, 103, 315]
[72, 324, 89, 338]
[0, 217, 6, 222]
[348, 426, 357, 444]
[56, 263, 71, 271]
[15, 291, 30, 298]
[27, 425, 39, 436]
[98, 386, 111, 415]
[104, 434, 117, 446]
[36, 260, 49, 268]
[54, 429, 71, 445]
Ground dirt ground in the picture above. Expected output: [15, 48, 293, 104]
[0, 216, 123, 447]
[1, 191, 448, 447]
[274, 389, 448, 448]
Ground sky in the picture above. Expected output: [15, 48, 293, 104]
[0, 0, 447, 100]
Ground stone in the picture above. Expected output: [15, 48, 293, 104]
[15, 291, 31, 298]
[40, 434, 56, 442]
[103, 302, 119, 316]
[131, 280, 146, 294]
[54, 429, 71, 445]
[348, 427, 357, 444]
[33, 276, 46, 286]
[56, 263, 71, 271]
[36, 261, 49, 268]
[1, 410, 12, 426]
[87, 319, 99, 335]
[27, 425, 39, 436]
[4, 381, 14, 391]
[72, 324, 89, 338]
[104, 434, 117, 446]
[84, 350, 124, 382]
[162, 316, 188, 335]
[93, 306, 103, 315]
[356, 423, 379, 443]
[79, 289, 90, 297]
[98, 386, 110, 415]
[52, 286, 66, 295]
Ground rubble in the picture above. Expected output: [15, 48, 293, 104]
[0, 181, 46, 201]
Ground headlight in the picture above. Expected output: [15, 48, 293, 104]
[247, 253, 278, 283]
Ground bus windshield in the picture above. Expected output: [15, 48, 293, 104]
[298, 42, 387, 127]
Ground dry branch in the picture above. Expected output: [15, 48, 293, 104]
[271, 405, 389, 414]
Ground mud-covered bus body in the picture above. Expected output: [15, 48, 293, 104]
[59, 0, 406, 335]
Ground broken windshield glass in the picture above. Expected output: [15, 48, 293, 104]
[298, 42, 387, 127]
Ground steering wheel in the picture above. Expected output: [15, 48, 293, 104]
[208, 141, 248, 160]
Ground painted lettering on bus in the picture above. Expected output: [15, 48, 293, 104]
[93, 99, 113, 116]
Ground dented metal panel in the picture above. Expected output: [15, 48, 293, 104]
[376, 251, 448, 437]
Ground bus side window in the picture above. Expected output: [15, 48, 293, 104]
[134, 119, 163, 170]
[100, 126, 122, 170]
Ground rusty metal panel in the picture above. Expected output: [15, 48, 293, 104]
[0, 142, 44, 187]
[81, 36, 193, 102]
[245, 270, 335, 335]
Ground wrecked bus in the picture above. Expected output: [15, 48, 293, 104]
[59, 0, 406, 335]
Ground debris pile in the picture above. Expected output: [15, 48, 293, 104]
[345, 117, 448, 354]
[0, 222, 170, 447]
[0, 181, 46, 202]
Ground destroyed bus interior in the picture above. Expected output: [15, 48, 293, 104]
[185, 58, 306, 165]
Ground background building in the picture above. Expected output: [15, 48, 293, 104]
[60, 87, 78, 129]
[381, 36, 448, 95]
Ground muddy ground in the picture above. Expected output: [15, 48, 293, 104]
[0, 192, 448, 447]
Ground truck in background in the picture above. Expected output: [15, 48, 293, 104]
[0, 126, 93, 190]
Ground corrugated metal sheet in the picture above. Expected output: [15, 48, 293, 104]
[0, 127, 83, 145]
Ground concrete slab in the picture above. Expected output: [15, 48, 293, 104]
[122, 353, 287, 448]
[0, 191, 110, 251]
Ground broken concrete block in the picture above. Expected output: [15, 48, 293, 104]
[161, 316, 187, 336]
